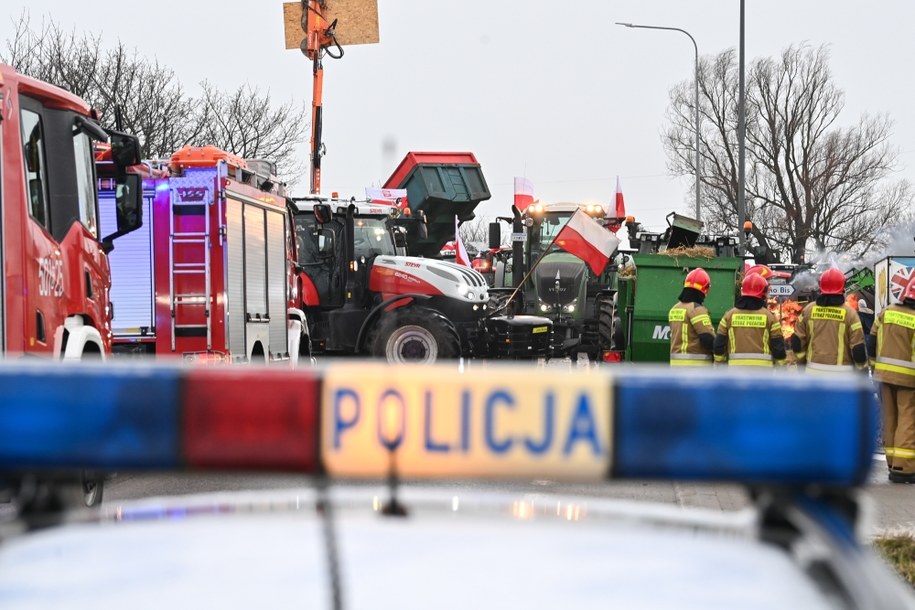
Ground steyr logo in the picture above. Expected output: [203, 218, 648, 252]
[652, 325, 671, 340]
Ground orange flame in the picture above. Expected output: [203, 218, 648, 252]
[768, 298, 804, 340]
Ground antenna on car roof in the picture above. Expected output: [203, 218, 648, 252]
[315, 475, 344, 610]
[379, 405, 408, 517]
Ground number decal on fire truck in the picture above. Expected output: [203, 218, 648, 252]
[175, 187, 210, 203]
[37, 257, 64, 298]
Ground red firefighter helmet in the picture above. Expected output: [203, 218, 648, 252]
[683, 268, 711, 295]
[745, 264, 774, 279]
[819, 268, 845, 296]
[904, 275, 915, 302]
[741, 272, 769, 299]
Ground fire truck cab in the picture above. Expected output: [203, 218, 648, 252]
[0, 64, 142, 360]
[99, 146, 309, 365]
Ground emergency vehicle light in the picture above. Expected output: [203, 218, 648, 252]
[614, 372, 877, 486]
[0, 365, 321, 472]
[0, 363, 877, 488]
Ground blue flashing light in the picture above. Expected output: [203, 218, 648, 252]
[613, 372, 877, 487]
[0, 365, 181, 470]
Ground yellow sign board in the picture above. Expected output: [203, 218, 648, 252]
[322, 364, 612, 480]
[283, 1, 380, 50]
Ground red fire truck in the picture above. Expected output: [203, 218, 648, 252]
[0, 64, 142, 359]
[98, 145, 309, 364]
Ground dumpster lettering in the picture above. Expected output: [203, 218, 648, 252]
[652, 325, 671, 340]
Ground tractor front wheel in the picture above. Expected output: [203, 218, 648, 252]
[371, 309, 461, 364]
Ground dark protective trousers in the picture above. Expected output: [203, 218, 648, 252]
[880, 383, 915, 474]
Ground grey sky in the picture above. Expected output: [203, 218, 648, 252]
[4, 1, 914, 231]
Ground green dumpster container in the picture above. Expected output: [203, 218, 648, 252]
[618, 254, 741, 362]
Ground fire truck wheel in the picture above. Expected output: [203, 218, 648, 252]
[372, 310, 460, 364]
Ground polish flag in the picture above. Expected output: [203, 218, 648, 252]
[555, 209, 620, 275]
[365, 187, 408, 209]
[608, 176, 626, 234]
[454, 215, 471, 267]
[514, 177, 535, 212]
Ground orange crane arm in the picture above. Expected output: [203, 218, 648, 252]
[301, 1, 342, 195]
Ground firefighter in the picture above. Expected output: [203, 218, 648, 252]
[668, 268, 715, 366]
[714, 272, 787, 367]
[790, 268, 866, 374]
[866, 275, 915, 484]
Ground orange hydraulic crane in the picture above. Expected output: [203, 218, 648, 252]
[299, 1, 343, 194]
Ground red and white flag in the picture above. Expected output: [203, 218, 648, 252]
[454, 215, 471, 267]
[365, 187, 408, 209]
[555, 209, 620, 275]
[611, 176, 626, 232]
[513, 177, 535, 212]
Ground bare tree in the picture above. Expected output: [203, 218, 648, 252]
[199, 82, 307, 182]
[3, 13, 205, 158]
[459, 216, 511, 251]
[3, 12, 306, 184]
[664, 44, 912, 263]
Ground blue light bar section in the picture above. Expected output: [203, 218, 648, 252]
[613, 372, 877, 486]
[0, 364, 181, 470]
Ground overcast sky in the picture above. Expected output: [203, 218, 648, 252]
[4, 1, 915, 231]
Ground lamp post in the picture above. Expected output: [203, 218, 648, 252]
[616, 22, 701, 221]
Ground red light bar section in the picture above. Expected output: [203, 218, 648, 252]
[182, 369, 321, 472]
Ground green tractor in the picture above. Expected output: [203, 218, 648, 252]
[487, 202, 620, 362]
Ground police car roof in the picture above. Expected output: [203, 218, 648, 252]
[0, 486, 857, 609]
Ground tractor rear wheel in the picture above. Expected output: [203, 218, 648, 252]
[371, 309, 461, 364]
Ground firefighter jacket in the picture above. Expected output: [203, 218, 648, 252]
[792, 301, 866, 373]
[870, 303, 915, 389]
[668, 301, 715, 365]
[714, 303, 787, 367]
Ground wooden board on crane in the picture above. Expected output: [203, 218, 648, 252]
[283, 1, 379, 50]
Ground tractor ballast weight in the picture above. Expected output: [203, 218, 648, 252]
[383, 152, 490, 258]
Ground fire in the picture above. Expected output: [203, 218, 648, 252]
[845, 293, 860, 311]
[768, 298, 804, 340]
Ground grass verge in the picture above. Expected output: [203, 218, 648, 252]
[874, 535, 915, 587]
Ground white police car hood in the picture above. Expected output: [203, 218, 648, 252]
[0, 486, 846, 610]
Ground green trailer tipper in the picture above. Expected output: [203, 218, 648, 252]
[616, 254, 742, 362]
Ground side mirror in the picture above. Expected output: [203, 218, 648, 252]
[314, 204, 332, 225]
[102, 173, 143, 252]
[317, 228, 335, 258]
[488, 222, 501, 249]
[416, 210, 429, 241]
[107, 130, 142, 167]
[393, 230, 407, 248]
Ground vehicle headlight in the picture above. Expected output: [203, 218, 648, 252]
[540, 303, 553, 313]
[562, 300, 578, 313]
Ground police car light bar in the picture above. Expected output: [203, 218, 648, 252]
[0, 362, 877, 487]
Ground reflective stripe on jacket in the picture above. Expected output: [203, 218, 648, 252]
[793, 303, 864, 371]
[715, 307, 785, 367]
[668, 302, 714, 365]
[872, 304, 915, 388]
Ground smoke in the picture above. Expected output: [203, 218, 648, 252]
[790, 269, 819, 294]
[864, 220, 915, 266]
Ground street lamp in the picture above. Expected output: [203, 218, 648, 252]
[616, 22, 701, 221]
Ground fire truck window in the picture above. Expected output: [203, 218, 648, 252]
[73, 132, 98, 237]
[20, 109, 49, 230]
